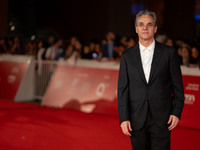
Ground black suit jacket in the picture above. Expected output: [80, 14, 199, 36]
[117, 41, 184, 130]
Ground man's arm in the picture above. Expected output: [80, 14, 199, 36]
[170, 48, 185, 119]
[118, 54, 130, 124]
[118, 54, 132, 135]
[168, 48, 185, 130]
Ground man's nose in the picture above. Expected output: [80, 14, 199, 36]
[143, 25, 147, 29]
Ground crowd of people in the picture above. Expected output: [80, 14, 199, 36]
[0, 32, 200, 68]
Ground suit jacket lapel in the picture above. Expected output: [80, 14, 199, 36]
[133, 44, 148, 85]
[148, 41, 163, 85]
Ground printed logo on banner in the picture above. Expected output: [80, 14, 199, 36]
[186, 83, 199, 91]
[7, 67, 19, 84]
[184, 94, 195, 104]
[11, 67, 19, 74]
[96, 83, 109, 97]
[7, 75, 16, 84]
[95, 74, 112, 98]
[43, 65, 119, 113]
[0, 61, 28, 100]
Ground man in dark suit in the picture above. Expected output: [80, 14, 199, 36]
[117, 10, 184, 150]
[101, 32, 118, 59]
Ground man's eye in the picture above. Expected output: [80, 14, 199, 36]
[138, 23, 143, 27]
[147, 23, 153, 27]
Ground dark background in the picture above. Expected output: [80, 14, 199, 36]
[0, 0, 197, 42]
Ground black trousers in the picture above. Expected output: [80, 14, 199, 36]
[130, 103, 171, 150]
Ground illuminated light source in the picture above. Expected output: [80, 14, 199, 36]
[195, 14, 200, 20]
[31, 35, 36, 40]
[10, 26, 15, 31]
[131, 4, 145, 15]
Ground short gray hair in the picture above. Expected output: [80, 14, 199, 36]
[135, 10, 157, 26]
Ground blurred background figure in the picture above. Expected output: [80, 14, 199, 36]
[70, 37, 78, 49]
[113, 43, 126, 61]
[101, 32, 117, 60]
[26, 41, 37, 56]
[45, 38, 63, 61]
[0, 38, 7, 54]
[82, 44, 92, 59]
[155, 34, 167, 43]
[92, 43, 102, 60]
[64, 45, 75, 60]
[37, 40, 49, 60]
[74, 40, 82, 59]
[11, 37, 24, 54]
[7, 38, 14, 53]
[189, 46, 200, 67]
[36, 40, 49, 76]
[126, 37, 136, 48]
[180, 47, 190, 66]
[89, 42, 96, 54]
[164, 38, 174, 47]
[48, 35, 55, 47]
[120, 36, 127, 47]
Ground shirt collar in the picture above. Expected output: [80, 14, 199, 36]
[139, 39, 155, 52]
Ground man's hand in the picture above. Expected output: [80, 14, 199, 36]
[120, 121, 132, 136]
[168, 115, 179, 131]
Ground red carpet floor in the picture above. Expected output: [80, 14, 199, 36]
[0, 99, 200, 150]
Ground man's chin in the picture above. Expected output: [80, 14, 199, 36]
[140, 37, 152, 41]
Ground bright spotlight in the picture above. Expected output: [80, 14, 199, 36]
[31, 35, 36, 40]
[10, 26, 15, 31]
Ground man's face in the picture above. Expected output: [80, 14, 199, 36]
[135, 15, 157, 41]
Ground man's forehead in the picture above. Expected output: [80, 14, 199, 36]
[138, 15, 154, 22]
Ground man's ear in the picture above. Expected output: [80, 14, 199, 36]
[154, 26, 157, 33]
[135, 26, 138, 33]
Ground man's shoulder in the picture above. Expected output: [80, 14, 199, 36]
[156, 41, 175, 51]
[156, 41, 176, 55]
[122, 44, 138, 56]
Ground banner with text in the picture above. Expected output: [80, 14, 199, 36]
[43, 64, 200, 129]
[0, 61, 28, 100]
[43, 66, 119, 115]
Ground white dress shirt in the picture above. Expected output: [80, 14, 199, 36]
[139, 40, 155, 83]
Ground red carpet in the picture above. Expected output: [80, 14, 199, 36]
[0, 99, 200, 150]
